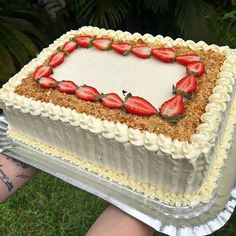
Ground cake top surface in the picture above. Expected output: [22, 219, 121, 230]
[1, 26, 236, 159]
[52, 47, 186, 109]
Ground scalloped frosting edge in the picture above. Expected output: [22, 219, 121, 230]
[0, 26, 236, 160]
[7, 86, 236, 206]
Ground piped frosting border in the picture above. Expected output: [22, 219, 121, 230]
[0, 26, 236, 160]
[7, 88, 236, 206]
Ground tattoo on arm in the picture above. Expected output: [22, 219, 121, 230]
[0, 169, 13, 191]
[16, 174, 29, 179]
[6, 157, 30, 169]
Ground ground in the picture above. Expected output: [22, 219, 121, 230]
[0, 171, 235, 236]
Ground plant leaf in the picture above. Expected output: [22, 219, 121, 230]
[0, 16, 49, 47]
[0, 22, 31, 66]
[74, 0, 130, 28]
[175, 0, 214, 42]
[0, 41, 16, 84]
[141, 0, 170, 13]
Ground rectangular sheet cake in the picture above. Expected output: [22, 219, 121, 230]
[0, 26, 236, 206]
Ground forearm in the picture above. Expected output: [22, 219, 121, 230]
[86, 205, 154, 236]
[0, 154, 37, 203]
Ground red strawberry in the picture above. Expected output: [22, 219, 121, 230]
[186, 62, 205, 77]
[152, 48, 176, 63]
[100, 93, 123, 109]
[76, 85, 100, 102]
[48, 51, 65, 67]
[111, 42, 132, 56]
[131, 45, 151, 59]
[173, 75, 197, 99]
[62, 41, 77, 53]
[124, 93, 157, 116]
[93, 38, 112, 50]
[160, 95, 184, 123]
[37, 77, 57, 89]
[176, 54, 200, 66]
[58, 81, 78, 94]
[33, 65, 52, 80]
[74, 35, 94, 48]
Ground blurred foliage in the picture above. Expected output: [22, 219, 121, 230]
[0, 0, 50, 84]
[0, 0, 235, 85]
[70, 0, 131, 29]
[210, 0, 236, 47]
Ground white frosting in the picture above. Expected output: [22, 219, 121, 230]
[5, 106, 207, 196]
[53, 47, 186, 109]
[6, 90, 236, 206]
[102, 120, 115, 139]
[114, 123, 129, 143]
[0, 26, 236, 161]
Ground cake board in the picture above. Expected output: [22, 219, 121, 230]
[0, 113, 236, 236]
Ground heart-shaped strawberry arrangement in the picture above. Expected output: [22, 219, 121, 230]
[32, 35, 205, 124]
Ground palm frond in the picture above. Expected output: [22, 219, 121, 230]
[0, 22, 31, 65]
[175, 0, 214, 42]
[72, 0, 131, 29]
[1, 16, 49, 47]
[0, 41, 16, 84]
[0, 0, 51, 85]
[141, 0, 170, 13]
[38, 0, 66, 18]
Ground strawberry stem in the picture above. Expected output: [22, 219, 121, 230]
[49, 83, 57, 88]
[122, 90, 132, 97]
[88, 36, 96, 48]
[122, 90, 132, 102]
[172, 85, 195, 100]
[160, 114, 183, 124]
[56, 46, 62, 52]
[122, 90, 127, 96]
[95, 93, 106, 100]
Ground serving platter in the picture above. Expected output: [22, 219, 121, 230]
[0, 113, 235, 236]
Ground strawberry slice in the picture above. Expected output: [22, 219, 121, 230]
[58, 81, 78, 94]
[152, 48, 176, 63]
[37, 77, 57, 89]
[33, 65, 52, 80]
[100, 93, 123, 109]
[48, 51, 65, 67]
[76, 85, 100, 102]
[74, 35, 94, 48]
[62, 41, 77, 53]
[131, 45, 151, 59]
[124, 93, 157, 116]
[111, 42, 132, 56]
[159, 95, 184, 123]
[173, 75, 197, 99]
[186, 62, 205, 77]
[93, 38, 112, 50]
[176, 54, 200, 66]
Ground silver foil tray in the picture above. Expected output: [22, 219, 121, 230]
[0, 114, 235, 236]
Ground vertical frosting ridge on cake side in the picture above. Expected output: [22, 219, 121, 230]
[6, 87, 236, 206]
[0, 27, 236, 160]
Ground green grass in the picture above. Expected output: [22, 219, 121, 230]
[0, 171, 235, 236]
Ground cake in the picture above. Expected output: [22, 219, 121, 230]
[0, 26, 236, 207]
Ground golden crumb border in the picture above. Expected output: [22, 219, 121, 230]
[14, 38, 226, 141]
